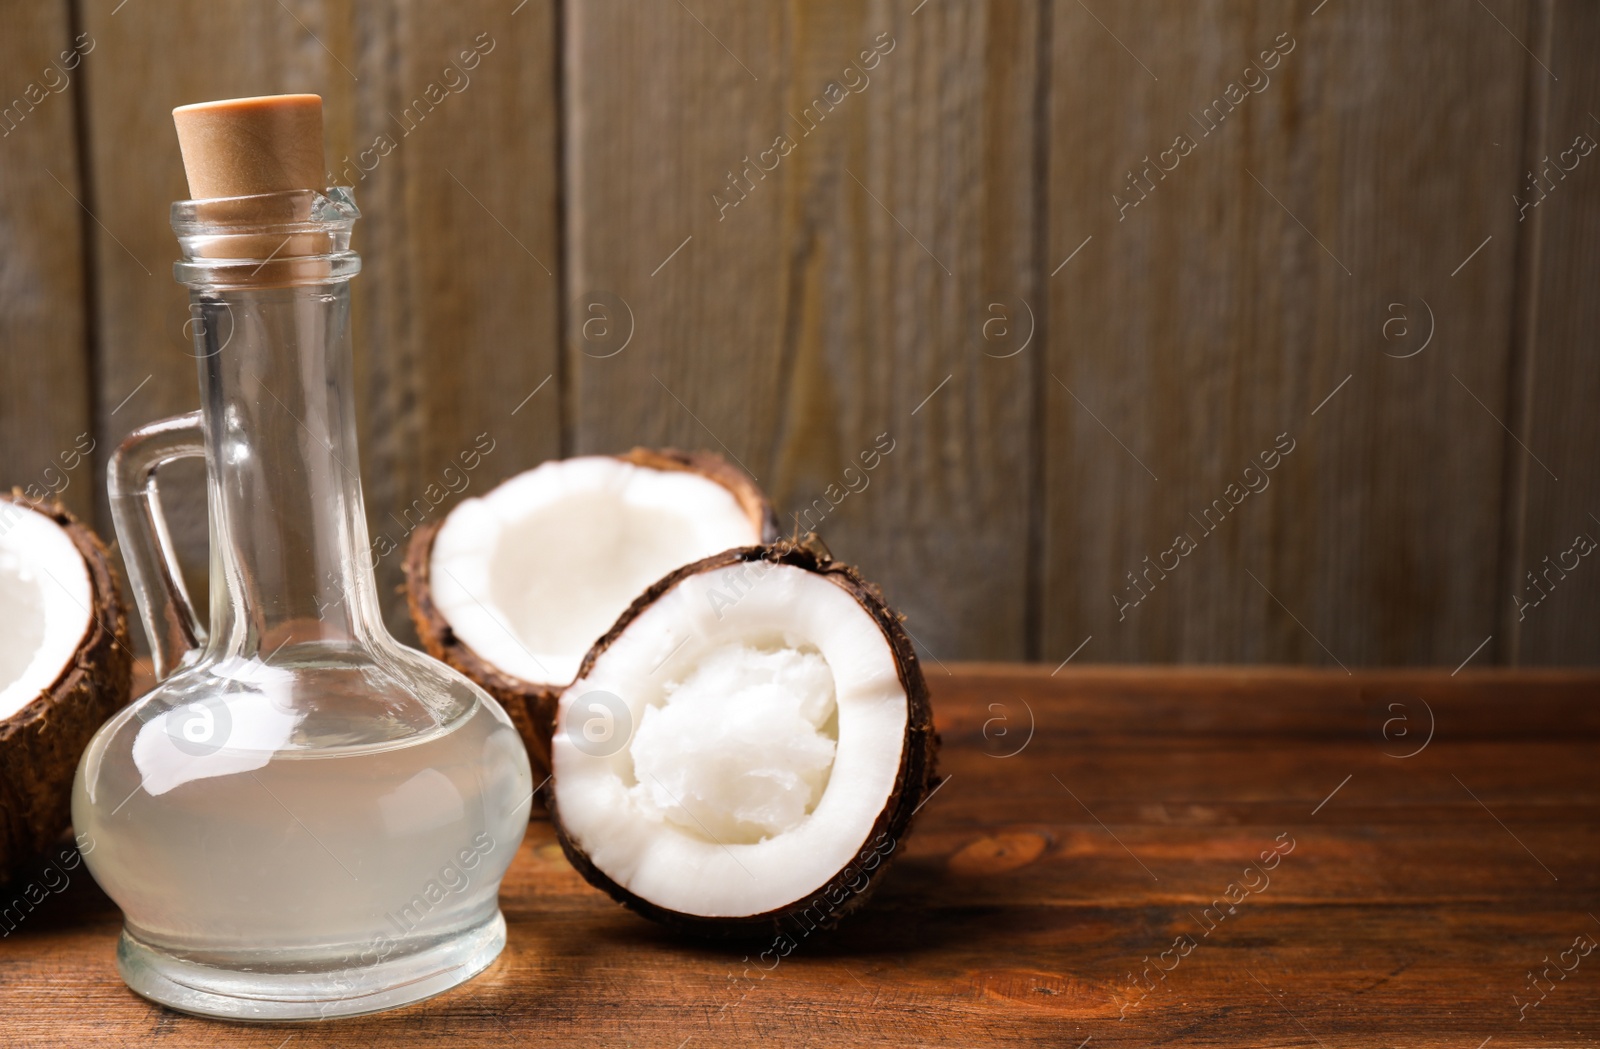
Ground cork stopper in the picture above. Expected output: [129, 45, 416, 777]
[170, 94, 345, 283]
[173, 94, 325, 200]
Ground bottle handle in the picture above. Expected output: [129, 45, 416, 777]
[108, 411, 208, 680]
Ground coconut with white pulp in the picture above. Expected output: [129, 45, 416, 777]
[549, 545, 937, 937]
[0, 495, 132, 885]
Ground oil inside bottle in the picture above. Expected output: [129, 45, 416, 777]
[73, 641, 532, 1009]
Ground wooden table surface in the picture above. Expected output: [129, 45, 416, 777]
[4, 665, 1598, 1047]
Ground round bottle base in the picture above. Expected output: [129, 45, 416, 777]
[116, 911, 507, 1021]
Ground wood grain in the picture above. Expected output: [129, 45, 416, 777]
[342, 1, 562, 642]
[565, 0, 1040, 661]
[1041, 0, 1534, 666]
[0, 1, 93, 521]
[75, 0, 561, 641]
[1505, 0, 1600, 664]
[4, 666, 1598, 1047]
[4, 1, 1598, 665]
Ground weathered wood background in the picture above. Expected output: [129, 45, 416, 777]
[1, 0, 1594, 666]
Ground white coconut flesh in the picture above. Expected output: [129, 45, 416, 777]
[553, 561, 908, 919]
[0, 505, 93, 719]
[428, 457, 763, 686]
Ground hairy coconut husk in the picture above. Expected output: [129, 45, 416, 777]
[549, 541, 940, 940]
[0, 493, 134, 885]
[404, 449, 779, 784]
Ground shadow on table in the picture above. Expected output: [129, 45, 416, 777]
[583, 848, 1082, 964]
[0, 831, 118, 943]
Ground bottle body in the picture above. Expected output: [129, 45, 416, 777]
[73, 188, 533, 1019]
[72, 642, 531, 1016]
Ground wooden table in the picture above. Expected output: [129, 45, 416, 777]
[5, 666, 1598, 1047]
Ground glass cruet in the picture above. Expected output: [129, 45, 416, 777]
[71, 184, 533, 1021]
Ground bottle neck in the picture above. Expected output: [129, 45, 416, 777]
[190, 280, 384, 657]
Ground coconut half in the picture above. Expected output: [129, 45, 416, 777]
[405, 449, 777, 774]
[548, 543, 938, 939]
[0, 493, 132, 884]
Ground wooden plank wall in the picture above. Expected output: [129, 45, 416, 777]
[565, 1, 1040, 662]
[0, 2, 93, 524]
[1509, 0, 1600, 664]
[0, 0, 1592, 666]
[1042, 1, 1530, 667]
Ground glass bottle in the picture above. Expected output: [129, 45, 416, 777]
[72, 186, 533, 1020]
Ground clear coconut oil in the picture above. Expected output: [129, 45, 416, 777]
[73, 181, 533, 1020]
[74, 645, 530, 975]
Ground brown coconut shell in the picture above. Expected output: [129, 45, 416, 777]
[0, 493, 133, 886]
[403, 449, 779, 782]
[548, 542, 940, 940]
